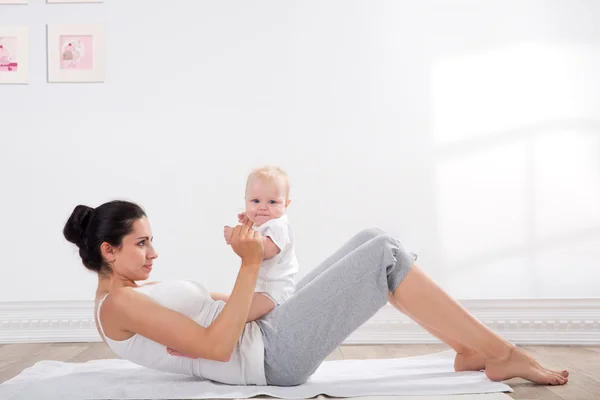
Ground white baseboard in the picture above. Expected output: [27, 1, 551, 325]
[1, 299, 599, 345]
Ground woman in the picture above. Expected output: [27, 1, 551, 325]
[63, 200, 568, 387]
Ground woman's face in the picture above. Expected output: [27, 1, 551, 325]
[103, 217, 158, 281]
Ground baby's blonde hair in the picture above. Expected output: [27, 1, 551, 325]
[246, 166, 290, 199]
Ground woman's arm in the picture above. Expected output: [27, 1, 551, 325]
[105, 287, 232, 361]
[206, 263, 260, 358]
[204, 218, 264, 358]
[108, 217, 263, 362]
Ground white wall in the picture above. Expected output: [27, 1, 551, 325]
[1, 0, 599, 302]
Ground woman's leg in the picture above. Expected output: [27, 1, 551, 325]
[257, 233, 414, 386]
[392, 266, 568, 385]
[294, 227, 386, 291]
[297, 227, 484, 372]
[386, 292, 486, 372]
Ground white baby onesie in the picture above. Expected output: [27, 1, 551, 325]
[253, 214, 298, 305]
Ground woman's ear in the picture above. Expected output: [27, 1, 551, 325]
[100, 242, 116, 263]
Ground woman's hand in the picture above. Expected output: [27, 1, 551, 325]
[167, 347, 194, 358]
[229, 215, 263, 267]
[165, 217, 262, 360]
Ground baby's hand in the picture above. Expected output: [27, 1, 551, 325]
[223, 225, 234, 245]
[238, 212, 246, 224]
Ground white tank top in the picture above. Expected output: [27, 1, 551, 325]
[96, 280, 267, 385]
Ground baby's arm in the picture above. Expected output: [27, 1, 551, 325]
[261, 236, 280, 260]
[224, 225, 280, 260]
[237, 212, 284, 260]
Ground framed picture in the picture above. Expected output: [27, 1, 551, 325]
[47, 0, 103, 3]
[47, 24, 105, 83]
[0, 1, 28, 4]
[0, 26, 28, 84]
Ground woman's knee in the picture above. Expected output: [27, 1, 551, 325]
[371, 233, 414, 266]
[370, 232, 399, 248]
[356, 226, 387, 242]
[370, 233, 415, 287]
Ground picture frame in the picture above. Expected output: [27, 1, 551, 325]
[0, 26, 29, 84]
[0, 1, 28, 4]
[47, 24, 105, 83]
[47, 0, 102, 3]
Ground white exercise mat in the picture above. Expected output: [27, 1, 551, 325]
[0, 350, 512, 399]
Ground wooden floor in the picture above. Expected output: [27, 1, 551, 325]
[1, 343, 598, 399]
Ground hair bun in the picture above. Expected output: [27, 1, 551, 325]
[63, 205, 95, 249]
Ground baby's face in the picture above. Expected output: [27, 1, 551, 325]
[245, 177, 289, 226]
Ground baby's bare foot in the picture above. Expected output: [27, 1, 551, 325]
[485, 346, 568, 385]
[454, 350, 485, 372]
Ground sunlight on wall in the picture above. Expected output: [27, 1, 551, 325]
[431, 42, 600, 143]
[431, 42, 600, 297]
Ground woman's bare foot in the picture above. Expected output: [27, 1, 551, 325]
[454, 349, 486, 372]
[485, 346, 569, 385]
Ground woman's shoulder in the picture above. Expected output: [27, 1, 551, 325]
[98, 279, 213, 323]
[140, 279, 209, 292]
[97, 279, 206, 299]
[134, 280, 214, 306]
[95, 282, 162, 314]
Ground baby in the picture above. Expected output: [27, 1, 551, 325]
[218, 166, 299, 321]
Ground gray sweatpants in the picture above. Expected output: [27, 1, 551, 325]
[256, 227, 416, 386]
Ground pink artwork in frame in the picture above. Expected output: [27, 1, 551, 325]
[0, 26, 28, 84]
[0, 37, 18, 72]
[60, 35, 93, 70]
[47, 24, 104, 83]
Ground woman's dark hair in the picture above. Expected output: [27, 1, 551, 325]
[63, 200, 147, 273]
